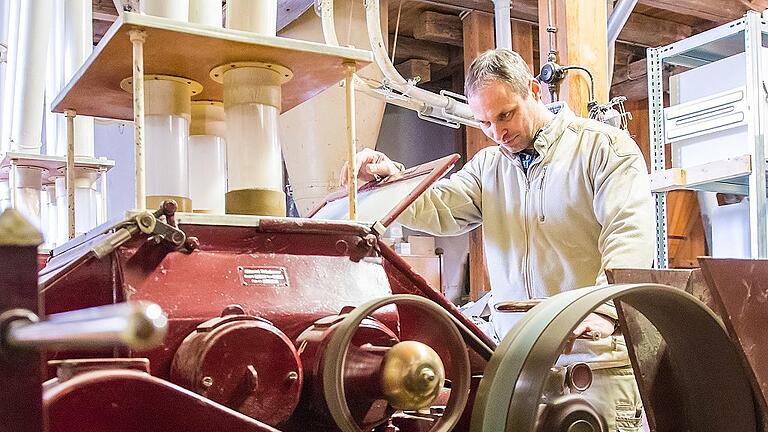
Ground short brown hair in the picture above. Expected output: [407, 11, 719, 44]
[465, 48, 533, 98]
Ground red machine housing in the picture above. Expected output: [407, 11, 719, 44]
[37, 214, 493, 431]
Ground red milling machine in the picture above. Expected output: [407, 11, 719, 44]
[0, 157, 763, 432]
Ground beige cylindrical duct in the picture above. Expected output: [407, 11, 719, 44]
[278, 0, 388, 215]
[213, 63, 290, 216]
[189, 101, 227, 213]
[226, 0, 277, 34]
[13, 166, 43, 227]
[10, 0, 52, 154]
[218, 0, 288, 216]
[141, 0, 189, 21]
[54, 176, 67, 244]
[73, 172, 98, 236]
[121, 75, 202, 212]
[189, 0, 222, 27]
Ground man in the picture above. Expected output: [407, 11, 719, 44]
[347, 48, 654, 431]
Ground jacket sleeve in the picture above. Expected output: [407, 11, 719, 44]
[396, 150, 487, 236]
[590, 130, 656, 290]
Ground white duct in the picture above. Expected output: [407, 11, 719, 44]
[219, 1, 286, 216]
[10, 0, 52, 154]
[0, 0, 19, 153]
[141, 0, 190, 21]
[43, 183, 56, 248]
[278, 0, 388, 215]
[121, 76, 199, 212]
[0, 180, 10, 211]
[189, 0, 222, 27]
[493, 0, 512, 50]
[0, 0, 12, 149]
[226, 0, 277, 35]
[45, 0, 66, 156]
[64, 0, 94, 157]
[361, 0, 477, 128]
[13, 166, 42, 227]
[189, 101, 227, 213]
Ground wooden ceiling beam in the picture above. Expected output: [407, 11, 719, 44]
[277, 0, 315, 31]
[391, 35, 451, 65]
[618, 12, 693, 48]
[636, 0, 768, 23]
[396, 59, 432, 83]
[413, 11, 464, 46]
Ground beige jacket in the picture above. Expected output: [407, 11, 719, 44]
[399, 104, 655, 368]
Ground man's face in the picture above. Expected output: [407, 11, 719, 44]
[468, 79, 542, 153]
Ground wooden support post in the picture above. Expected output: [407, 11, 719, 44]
[129, 29, 146, 210]
[463, 12, 495, 301]
[344, 61, 358, 221]
[537, 0, 608, 115]
[64, 109, 76, 239]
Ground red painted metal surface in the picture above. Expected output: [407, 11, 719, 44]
[37, 215, 492, 430]
[699, 258, 768, 418]
[0, 234, 43, 432]
[171, 313, 303, 426]
[292, 314, 399, 430]
[44, 369, 280, 432]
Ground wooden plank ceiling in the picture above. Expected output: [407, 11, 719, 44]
[91, 0, 768, 99]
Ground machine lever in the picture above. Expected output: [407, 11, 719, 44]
[0, 301, 168, 353]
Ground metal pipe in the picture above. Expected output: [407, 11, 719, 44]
[64, 0, 95, 158]
[141, 0, 189, 21]
[606, 0, 637, 89]
[129, 29, 147, 210]
[493, 0, 512, 49]
[607, 0, 637, 46]
[344, 62, 358, 220]
[363, 0, 476, 121]
[4, 301, 168, 351]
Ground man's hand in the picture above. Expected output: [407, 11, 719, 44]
[563, 313, 616, 353]
[340, 148, 402, 186]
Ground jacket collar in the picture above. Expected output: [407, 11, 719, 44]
[499, 102, 575, 162]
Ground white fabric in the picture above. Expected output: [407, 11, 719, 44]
[399, 104, 655, 369]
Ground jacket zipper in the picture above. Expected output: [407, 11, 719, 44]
[522, 172, 532, 299]
[538, 167, 547, 223]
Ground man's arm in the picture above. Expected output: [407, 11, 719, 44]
[591, 130, 656, 286]
[397, 150, 487, 236]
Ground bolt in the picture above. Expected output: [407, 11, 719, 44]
[185, 236, 200, 251]
[171, 231, 184, 245]
[419, 367, 436, 384]
[286, 371, 299, 383]
[201, 376, 213, 388]
[139, 214, 154, 228]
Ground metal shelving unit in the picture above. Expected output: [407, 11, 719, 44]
[648, 11, 768, 267]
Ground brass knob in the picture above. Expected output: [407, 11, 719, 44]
[380, 340, 445, 410]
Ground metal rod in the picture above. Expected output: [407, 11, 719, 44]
[344, 61, 358, 221]
[5, 301, 168, 351]
[129, 29, 147, 210]
[64, 109, 76, 239]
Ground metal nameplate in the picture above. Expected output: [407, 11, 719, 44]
[238, 266, 289, 287]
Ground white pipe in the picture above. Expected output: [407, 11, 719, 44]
[189, 0, 222, 27]
[10, 0, 52, 154]
[0, 180, 10, 211]
[0, 0, 11, 149]
[64, 0, 94, 157]
[13, 165, 42, 227]
[222, 66, 284, 192]
[54, 176, 67, 244]
[189, 101, 226, 213]
[226, 0, 277, 34]
[141, 0, 189, 21]
[1, 0, 20, 153]
[493, 0, 512, 50]
[43, 183, 56, 247]
[140, 76, 197, 212]
[44, 0, 64, 156]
